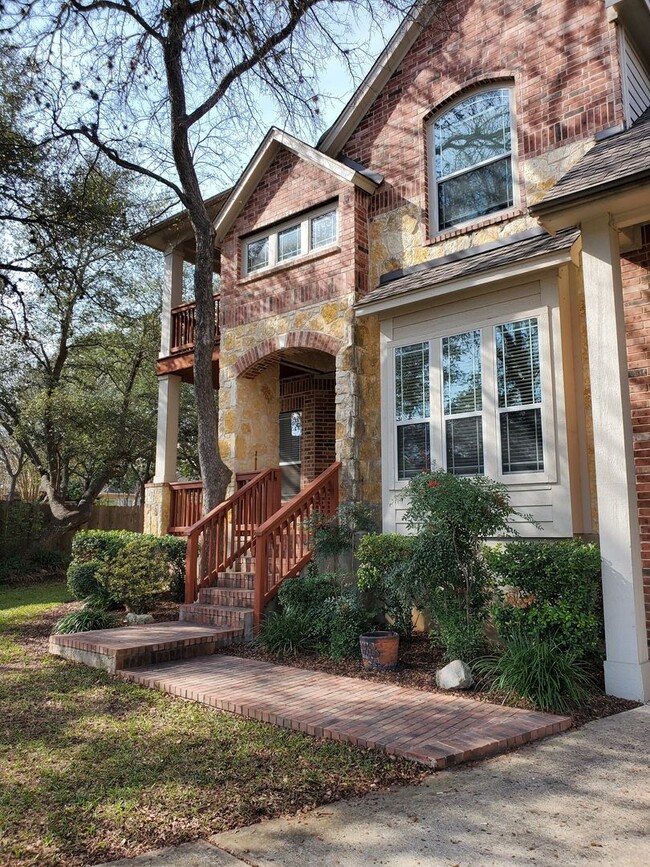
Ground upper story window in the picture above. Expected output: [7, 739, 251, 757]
[430, 87, 515, 233]
[242, 204, 338, 276]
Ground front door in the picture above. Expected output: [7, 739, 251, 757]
[279, 411, 302, 499]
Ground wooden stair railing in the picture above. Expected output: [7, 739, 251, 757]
[184, 468, 281, 604]
[253, 461, 340, 631]
[169, 472, 265, 534]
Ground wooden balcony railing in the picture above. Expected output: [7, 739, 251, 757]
[168, 482, 204, 533]
[253, 462, 340, 631]
[170, 294, 220, 355]
[184, 468, 282, 604]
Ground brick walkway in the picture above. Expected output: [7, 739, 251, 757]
[119, 655, 571, 768]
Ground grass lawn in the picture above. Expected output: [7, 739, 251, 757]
[0, 582, 423, 867]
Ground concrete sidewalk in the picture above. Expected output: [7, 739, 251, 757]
[98, 705, 650, 867]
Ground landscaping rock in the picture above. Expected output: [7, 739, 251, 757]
[126, 613, 155, 626]
[436, 659, 473, 689]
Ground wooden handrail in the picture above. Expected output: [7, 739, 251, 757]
[184, 468, 281, 604]
[253, 461, 340, 631]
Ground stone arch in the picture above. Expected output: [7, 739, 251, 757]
[233, 330, 343, 379]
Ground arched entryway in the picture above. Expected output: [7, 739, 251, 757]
[227, 331, 341, 500]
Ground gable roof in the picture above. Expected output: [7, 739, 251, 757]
[318, 1, 432, 156]
[531, 108, 650, 216]
[213, 127, 382, 245]
[356, 228, 580, 314]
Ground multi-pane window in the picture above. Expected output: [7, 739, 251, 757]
[496, 318, 543, 473]
[442, 330, 484, 475]
[243, 206, 337, 275]
[394, 316, 545, 480]
[395, 342, 431, 479]
[431, 88, 514, 231]
[311, 210, 337, 249]
[246, 237, 269, 273]
[277, 224, 301, 262]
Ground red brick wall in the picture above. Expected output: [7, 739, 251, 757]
[280, 374, 336, 484]
[220, 148, 370, 326]
[622, 224, 650, 648]
[341, 0, 623, 225]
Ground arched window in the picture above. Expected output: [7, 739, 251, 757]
[429, 87, 515, 232]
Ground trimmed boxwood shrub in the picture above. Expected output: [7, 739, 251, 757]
[67, 560, 103, 600]
[486, 539, 603, 659]
[97, 538, 170, 614]
[69, 530, 187, 602]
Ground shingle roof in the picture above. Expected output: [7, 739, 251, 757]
[531, 109, 650, 214]
[356, 228, 579, 309]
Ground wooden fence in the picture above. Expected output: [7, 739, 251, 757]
[0, 500, 144, 557]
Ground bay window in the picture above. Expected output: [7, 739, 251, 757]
[394, 314, 548, 481]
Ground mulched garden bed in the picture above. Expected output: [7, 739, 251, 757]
[220, 634, 641, 727]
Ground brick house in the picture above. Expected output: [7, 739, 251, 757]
[139, 0, 650, 701]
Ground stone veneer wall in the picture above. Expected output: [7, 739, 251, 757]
[217, 298, 369, 501]
[341, 0, 623, 286]
[622, 224, 650, 649]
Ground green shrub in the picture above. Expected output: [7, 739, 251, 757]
[475, 629, 595, 712]
[313, 590, 373, 661]
[71, 529, 137, 564]
[308, 501, 378, 561]
[400, 470, 525, 662]
[262, 566, 373, 662]
[487, 540, 603, 659]
[67, 560, 103, 600]
[257, 609, 314, 655]
[356, 533, 416, 638]
[155, 535, 187, 602]
[52, 607, 118, 634]
[278, 566, 342, 616]
[70, 530, 186, 600]
[97, 538, 170, 614]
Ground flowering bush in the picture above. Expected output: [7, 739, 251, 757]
[401, 469, 523, 661]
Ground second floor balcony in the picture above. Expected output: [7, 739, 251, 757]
[157, 294, 221, 383]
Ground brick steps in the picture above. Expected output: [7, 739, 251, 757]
[49, 622, 242, 674]
[49, 548, 258, 673]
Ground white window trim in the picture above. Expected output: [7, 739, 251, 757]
[241, 203, 338, 277]
[388, 305, 556, 487]
[427, 84, 519, 236]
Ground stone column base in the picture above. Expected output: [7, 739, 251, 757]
[144, 482, 172, 537]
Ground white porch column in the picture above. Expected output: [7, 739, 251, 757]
[154, 374, 181, 483]
[160, 247, 184, 357]
[581, 215, 650, 701]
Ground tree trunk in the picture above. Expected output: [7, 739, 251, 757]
[192, 217, 232, 512]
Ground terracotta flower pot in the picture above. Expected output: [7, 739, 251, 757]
[359, 630, 399, 671]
